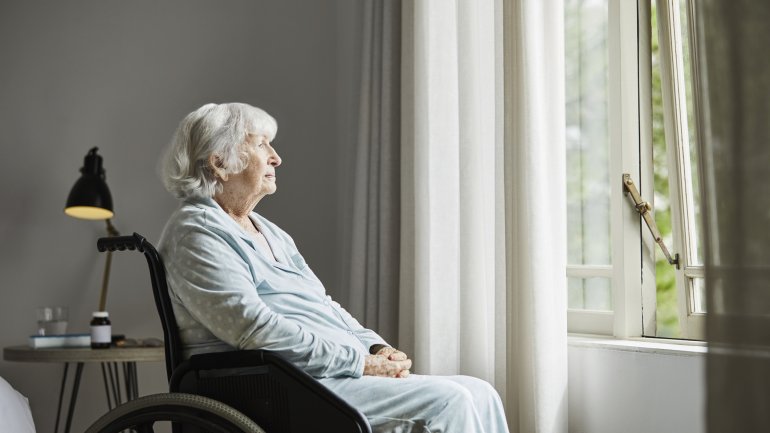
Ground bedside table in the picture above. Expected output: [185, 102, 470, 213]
[3, 345, 164, 433]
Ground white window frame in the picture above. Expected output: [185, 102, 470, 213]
[567, 0, 705, 340]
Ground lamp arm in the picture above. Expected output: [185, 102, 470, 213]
[105, 219, 120, 237]
[98, 219, 120, 311]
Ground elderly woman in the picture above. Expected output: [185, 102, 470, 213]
[158, 102, 509, 433]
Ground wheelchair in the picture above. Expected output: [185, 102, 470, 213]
[86, 233, 371, 433]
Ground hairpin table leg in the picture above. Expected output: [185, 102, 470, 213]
[63, 362, 84, 433]
[54, 362, 69, 433]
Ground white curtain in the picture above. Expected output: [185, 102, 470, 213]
[502, 0, 568, 431]
[400, 0, 567, 431]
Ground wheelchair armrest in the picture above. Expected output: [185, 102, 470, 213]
[189, 349, 269, 371]
[170, 350, 266, 390]
[169, 349, 371, 433]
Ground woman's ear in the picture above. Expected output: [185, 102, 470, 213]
[208, 154, 229, 181]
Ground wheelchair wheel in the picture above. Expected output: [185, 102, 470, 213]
[84, 392, 266, 433]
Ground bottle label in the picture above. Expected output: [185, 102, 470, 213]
[91, 325, 112, 344]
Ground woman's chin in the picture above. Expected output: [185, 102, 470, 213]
[256, 182, 277, 196]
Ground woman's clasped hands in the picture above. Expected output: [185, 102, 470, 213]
[364, 347, 412, 378]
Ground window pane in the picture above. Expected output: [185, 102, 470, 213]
[651, 0, 682, 337]
[690, 277, 706, 314]
[678, 0, 704, 266]
[655, 258, 679, 337]
[565, 0, 611, 268]
[569, 277, 612, 311]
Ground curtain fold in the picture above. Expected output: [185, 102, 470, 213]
[344, 0, 402, 345]
[400, 1, 567, 432]
[400, 0, 499, 379]
[503, 1, 568, 432]
[694, 1, 770, 431]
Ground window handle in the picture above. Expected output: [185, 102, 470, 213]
[622, 174, 680, 269]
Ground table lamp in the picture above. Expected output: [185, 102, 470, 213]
[65, 147, 120, 312]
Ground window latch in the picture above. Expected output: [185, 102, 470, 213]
[622, 174, 680, 269]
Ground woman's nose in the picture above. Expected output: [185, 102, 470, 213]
[270, 149, 282, 167]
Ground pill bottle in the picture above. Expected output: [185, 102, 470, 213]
[90, 312, 112, 349]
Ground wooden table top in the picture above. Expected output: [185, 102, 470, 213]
[3, 345, 164, 363]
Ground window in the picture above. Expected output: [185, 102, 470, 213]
[649, 0, 705, 339]
[565, 0, 612, 311]
[565, 0, 615, 335]
[565, 0, 704, 339]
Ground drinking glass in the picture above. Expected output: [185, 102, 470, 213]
[36, 306, 68, 335]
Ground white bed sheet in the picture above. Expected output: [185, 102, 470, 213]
[0, 375, 36, 433]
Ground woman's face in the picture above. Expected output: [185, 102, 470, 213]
[218, 134, 282, 205]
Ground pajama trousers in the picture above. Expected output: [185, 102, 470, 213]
[320, 374, 510, 433]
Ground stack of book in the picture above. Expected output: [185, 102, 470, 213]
[28, 334, 90, 349]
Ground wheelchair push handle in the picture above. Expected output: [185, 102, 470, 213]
[97, 233, 148, 253]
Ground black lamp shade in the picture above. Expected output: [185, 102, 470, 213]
[65, 147, 114, 220]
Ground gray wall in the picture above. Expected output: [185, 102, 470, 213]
[0, 1, 362, 431]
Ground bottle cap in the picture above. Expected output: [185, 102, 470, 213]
[92, 311, 109, 318]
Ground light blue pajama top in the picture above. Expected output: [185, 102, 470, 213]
[157, 197, 388, 378]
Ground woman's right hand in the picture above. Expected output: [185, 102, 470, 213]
[364, 354, 412, 378]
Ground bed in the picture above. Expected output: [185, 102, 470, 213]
[0, 375, 36, 433]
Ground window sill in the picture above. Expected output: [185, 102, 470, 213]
[568, 334, 707, 357]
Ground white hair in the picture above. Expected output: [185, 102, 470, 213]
[161, 102, 278, 199]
